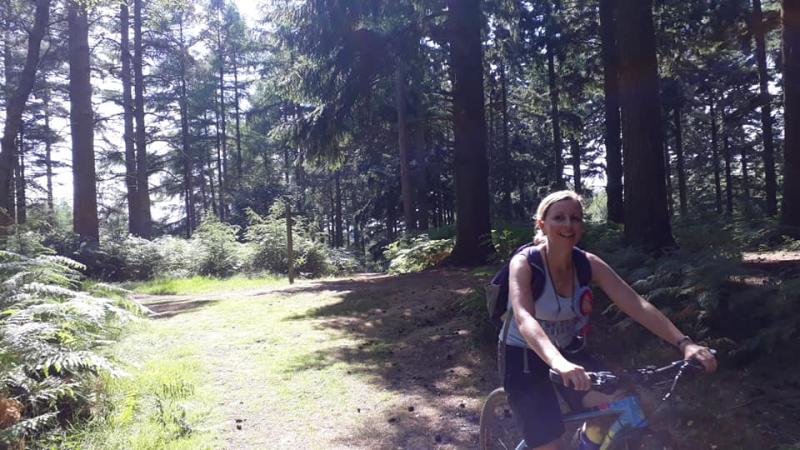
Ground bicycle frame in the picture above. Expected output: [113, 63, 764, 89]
[563, 395, 648, 450]
[509, 395, 649, 450]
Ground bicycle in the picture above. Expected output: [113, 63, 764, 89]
[479, 354, 712, 450]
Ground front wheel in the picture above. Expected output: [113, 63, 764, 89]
[479, 387, 524, 450]
[608, 428, 674, 450]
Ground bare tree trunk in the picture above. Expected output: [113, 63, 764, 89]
[710, 97, 723, 214]
[14, 126, 26, 224]
[752, 0, 778, 215]
[673, 108, 688, 216]
[664, 138, 674, 216]
[783, 0, 800, 226]
[741, 130, 751, 208]
[546, 6, 565, 189]
[335, 171, 343, 247]
[120, 1, 138, 234]
[499, 60, 512, 219]
[600, 0, 624, 223]
[133, 0, 151, 237]
[0, 0, 50, 227]
[68, 0, 99, 245]
[216, 9, 228, 218]
[286, 199, 294, 284]
[214, 96, 224, 219]
[395, 66, 416, 231]
[43, 83, 54, 214]
[232, 46, 243, 182]
[723, 133, 734, 215]
[445, 0, 494, 265]
[570, 137, 582, 194]
[178, 14, 194, 237]
[616, 0, 675, 252]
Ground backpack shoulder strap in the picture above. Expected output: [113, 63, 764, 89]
[522, 246, 546, 301]
[571, 247, 592, 287]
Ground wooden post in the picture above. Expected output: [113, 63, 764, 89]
[286, 199, 294, 284]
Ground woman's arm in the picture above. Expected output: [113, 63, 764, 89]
[587, 252, 717, 372]
[509, 254, 591, 390]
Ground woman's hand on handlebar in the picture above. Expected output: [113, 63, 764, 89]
[683, 342, 717, 373]
[552, 358, 591, 391]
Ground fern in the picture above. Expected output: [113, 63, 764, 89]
[0, 242, 141, 443]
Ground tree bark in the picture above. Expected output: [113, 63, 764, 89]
[752, 0, 778, 215]
[335, 171, 343, 247]
[723, 133, 734, 215]
[499, 59, 512, 219]
[710, 97, 723, 214]
[43, 83, 54, 214]
[545, 3, 565, 189]
[445, 0, 494, 265]
[600, 0, 624, 223]
[216, 7, 228, 218]
[740, 129, 751, 208]
[570, 137, 582, 194]
[14, 127, 26, 224]
[120, 1, 138, 235]
[178, 14, 194, 237]
[673, 108, 688, 216]
[0, 0, 50, 227]
[616, 0, 675, 252]
[395, 66, 416, 230]
[233, 46, 243, 182]
[68, 0, 99, 245]
[133, 0, 151, 237]
[782, 0, 800, 226]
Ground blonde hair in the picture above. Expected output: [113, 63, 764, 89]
[533, 190, 584, 244]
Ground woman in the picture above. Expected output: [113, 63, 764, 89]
[502, 190, 717, 450]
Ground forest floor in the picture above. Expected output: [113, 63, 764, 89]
[124, 252, 800, 450]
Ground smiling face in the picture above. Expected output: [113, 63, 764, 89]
[537, 198, 584, 247]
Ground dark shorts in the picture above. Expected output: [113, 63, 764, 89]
[502, 345, 601, 449]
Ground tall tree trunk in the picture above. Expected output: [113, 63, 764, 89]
[723, 133, 734, 215]
[178, 14, 194, 237]
[214, 95, 224, 219]
[286, 199, 294, 284]
[0, 0, 50, 227]
[232, 46, 243, 182]
[414, 118, 430, 229]
[664, 139, 674, 216]
[43, 84, 54, 214]
[120, 1, 138, 235]
[545, 3, 565, 189]
[15, 126, 26, 224]
[600, 0, 624, 223]
[216, 9, 228, 218]
[570, 136, 582, 194]
[334, 171, 343, 247]
[741, 130, 751, 208]
[752, 0, 778, 215]
[673, 108, 688, 216]
[782, 0, 800, 226]
[616, 0, 675, 252]
[499, 59, 512, 219]
[446, 0, 494, 265]
[68, 0, 99, 245]
[133, 0, 151, 237]
[710, 97, 723, 214]
[395, 66, 416, 230]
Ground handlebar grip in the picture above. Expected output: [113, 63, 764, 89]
[548, 369, 564, 385]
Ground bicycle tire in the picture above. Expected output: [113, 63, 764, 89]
[479, 387, 525, 450]
[607, 427, 675, 450]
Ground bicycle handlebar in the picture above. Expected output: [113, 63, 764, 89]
[548, 349, 716, 391]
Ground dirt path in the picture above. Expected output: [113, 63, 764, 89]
[135, 269, 498, 449]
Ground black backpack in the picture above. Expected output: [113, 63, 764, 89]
[485, 243, 593, 329]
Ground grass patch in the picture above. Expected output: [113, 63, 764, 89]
[46, 322, 220, 450]
[128, 274, 286, 295]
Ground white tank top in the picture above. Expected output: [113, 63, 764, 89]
[500, 262, 581, 349]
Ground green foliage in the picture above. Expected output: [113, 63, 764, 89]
[244, 205, 361, 277]
[490, 225, 532, 259]
[0, 242, 142, 445]
[191, 213, 246, 278]
[383, 234, 454, 274]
